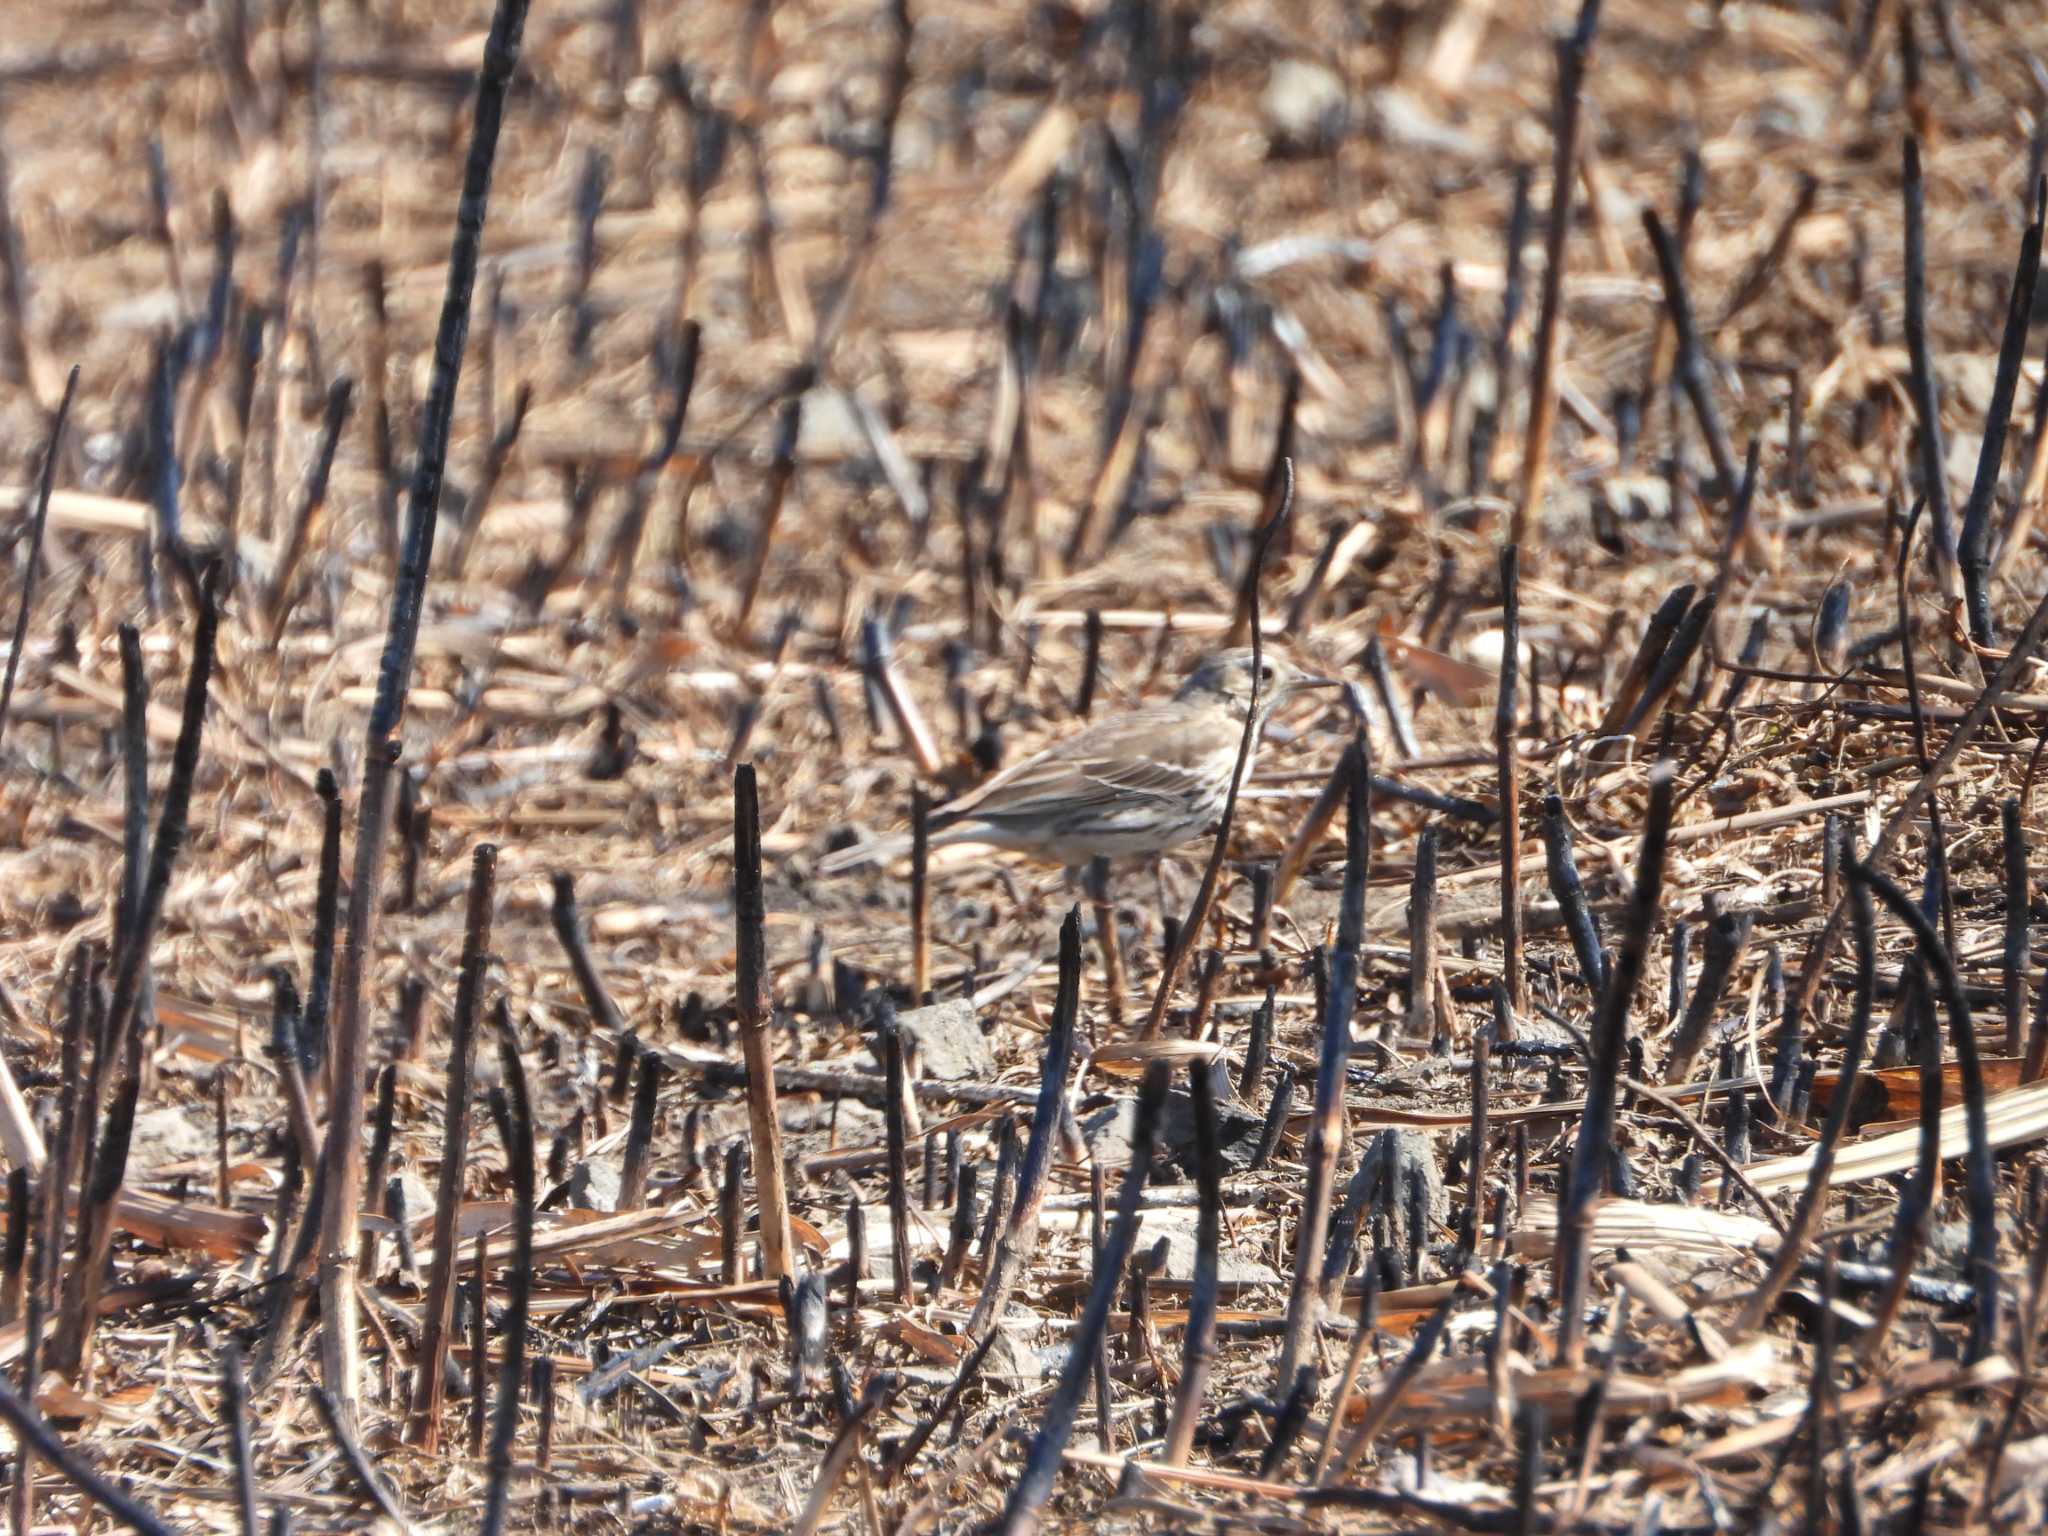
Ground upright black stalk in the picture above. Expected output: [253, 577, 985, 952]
[1901, 137, 1957, 575]
[480, 1006, 535, 1536]
[2004, 799, 2030, 1059]
[969, 908, 1081, 1334]
[300, 768, 343, 1077]
[1857, 859, 2000, 1361]
[1737, 858, 1876, 1331]
[1557, 764, 1675, 1365]
[1956, 183, 2042, 643]
[1541, 793, 1605, 996]
[408, 844, 498, 1450]
[1277, 739, 1368, 1390]
[318, 0, 531, 1410]
[1512, 0, 1603, 546]
[100, 577, 220, 1081]
[0, 365, 75, 757]
[1496, 546, 1526, 1015]
[1162, 1057, 1222, 1465]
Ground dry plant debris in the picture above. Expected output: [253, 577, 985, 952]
[0, 0, 2047, 1532]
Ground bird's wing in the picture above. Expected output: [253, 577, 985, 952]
[933, 706, 1239, 828]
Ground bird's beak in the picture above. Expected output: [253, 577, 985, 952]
[1300, 676, 1344, 690]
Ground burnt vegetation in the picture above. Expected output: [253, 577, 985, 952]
[0, 1, 2044, 1533]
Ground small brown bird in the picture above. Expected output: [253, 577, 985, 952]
[820, 648, 1339, 871]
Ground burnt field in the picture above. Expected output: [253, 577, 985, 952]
[0, 0, 2044, 1532]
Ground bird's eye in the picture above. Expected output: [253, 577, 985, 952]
[1259, 664, 1273, 681]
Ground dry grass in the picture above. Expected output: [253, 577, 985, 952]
[0, 0, 2043, 1531]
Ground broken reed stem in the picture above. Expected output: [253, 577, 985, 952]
[116, 626, 147, 948]
[364, 261, 399, 568]
[1956, 187, 2044, 645]
[100, 575, 219, 1095]
[358, 1062, 398, 1273]
[1161, 1057, 1223, 1467]
[221, 1342, 258, 1536]
[0, 96, 38, 398]
[1648, 574, 1721, 729]
[2005, 799, 2030, 1059]
[910, 787, 931, 1001]
[1663, 906, 1754, 1085]
[734, 762, 795, 1283]
[1736, 860, 1876, 1332]
[617, 1051, 661, 1210]
[1900, 136, 1958, 577]
[549, 872, 626, 1034]
[1185, 947, 1225, 1044]
[447, 382, 532, 580]
[1541, 794, 1606, 996]
[479, 1007, 536, 1536]
[1077, 607, 1104, 717]
[935, 1159, 977, 1292]
[409, 842, 498, 1451]
[1495, 545, 1526, 1016]
[1556, 762, 1675, 1368]
[1273, 738, 1350, 910]
[0, 1168, 23, 1326]
[316, 0, 530, 1413]
[302, 769, 343, 1083]
[1468, 1023, 1493, 1255]
[1404, 825, 1439, 1047]
[1642, 211, 1739, 501]
[1276, 739, 1368, 1394]
[1312, 1275, 1380, 1479]
[1861, 979, 1941, 1353]
[1362, 638, 1417, 761]
[719, 1143, 746, 1284]
[468, 1231, 488, 1457]
[266, 375, 354, 643]
[1596, 584, 1692, 740]
[884, 1018, 914, 1304]
[1717, 172, 1820, 327]
[736, 398, 800, 632]
[862, 613, 944, 778]
[1511, 0, 1602, 549]
[52, 1062, 138, 1380]
[0, 364, 75, 757]
[1856, 859, 2000, 1361]
[970, 907, 1080, 1335]
[606, 319, 701, 594]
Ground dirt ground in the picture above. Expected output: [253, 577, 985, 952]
[0, 0, 2044, 1531]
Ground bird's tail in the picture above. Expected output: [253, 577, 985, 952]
[815, 832, 917, 874]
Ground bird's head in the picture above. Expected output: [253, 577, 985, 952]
[1176, 648, 1341, 719]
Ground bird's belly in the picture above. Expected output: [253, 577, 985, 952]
[1037, 821, 1209, 863]
[1039, 794, 1231, 863]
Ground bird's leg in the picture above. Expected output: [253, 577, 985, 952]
[1154, 854, 1202, 926]
[992, 863, 1033, 916]
[1085, 856, 1128, 1035]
